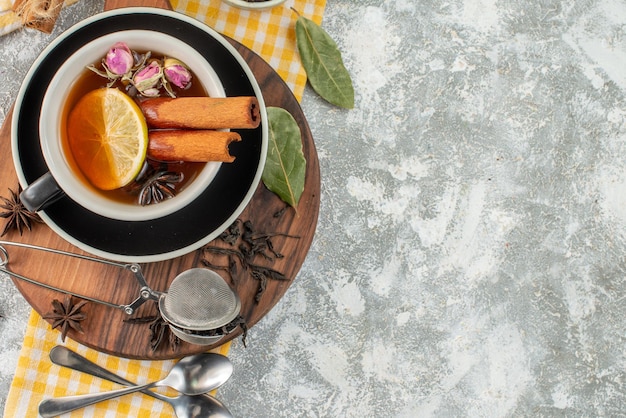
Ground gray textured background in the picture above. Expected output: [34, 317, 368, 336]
[1, 0, 626, 416]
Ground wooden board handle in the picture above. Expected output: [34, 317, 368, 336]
[104, 0, 172, 10]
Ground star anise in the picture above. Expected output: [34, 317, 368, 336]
[138, 171, 184, 206]
[0, 186, 42, 236]
[43, 295, 88, 342]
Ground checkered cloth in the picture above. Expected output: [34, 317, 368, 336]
[5, 311, 232, 417]
[2, 1, 325, 416]
[173, 0, 324, 101]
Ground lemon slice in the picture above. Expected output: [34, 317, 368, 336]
[67, 88, 148, 190]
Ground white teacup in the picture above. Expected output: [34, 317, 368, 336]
[22, 30, 225, 221]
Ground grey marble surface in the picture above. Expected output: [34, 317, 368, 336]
[2, 0, 626, 416]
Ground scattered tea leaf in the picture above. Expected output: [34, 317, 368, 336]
[124, 302, 180, 352]
[262, 107, 306, 208]
[295, 12, 354, 109]
[203, 218, 299, 303]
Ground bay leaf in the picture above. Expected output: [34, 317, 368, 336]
[295, 13, 354, 109]
[262, 107, 306, 208]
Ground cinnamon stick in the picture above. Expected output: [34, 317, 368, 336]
[140, 97, 261, 130]
[147, 130, 241, 162]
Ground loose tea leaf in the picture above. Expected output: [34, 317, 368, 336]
[203, 218, 299, 303]
[295, 11, 354, 109]
[124, 302, 180, 353]
[262, 107, 306, 208]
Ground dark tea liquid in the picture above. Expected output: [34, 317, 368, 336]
[60, 59, 208, 205]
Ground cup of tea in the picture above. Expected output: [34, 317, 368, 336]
[11, 8, 267, 262]
[20, 30, 226, 221]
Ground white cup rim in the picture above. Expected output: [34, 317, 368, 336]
[39, 30, 225, 221]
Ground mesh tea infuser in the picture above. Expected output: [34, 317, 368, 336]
[0, 240, 241, 344]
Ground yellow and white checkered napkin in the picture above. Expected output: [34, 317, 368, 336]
[173, 0, 324, 101]
[2, 1, 325, 416]
[5, 311, 232, 417]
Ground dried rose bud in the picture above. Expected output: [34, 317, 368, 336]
[141, 87, 161, 98]
[163, 58, 192, 89]
[105, 42, 134, 76]
[133, 60, 163, 94]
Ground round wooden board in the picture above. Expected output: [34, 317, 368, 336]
[0, 2, 319, 359]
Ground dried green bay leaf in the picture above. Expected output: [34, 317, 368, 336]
[295, 13, 354, 109]
[262, 107, 306, 208]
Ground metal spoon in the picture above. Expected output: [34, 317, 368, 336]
[47, 346, 232, 418]
[39, 351, 233, 417]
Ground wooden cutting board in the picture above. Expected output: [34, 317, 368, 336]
[0, 0, 320, 359]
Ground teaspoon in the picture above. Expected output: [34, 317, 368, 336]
[39, 350, 233, 417]
[46, 346, 232, 418]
